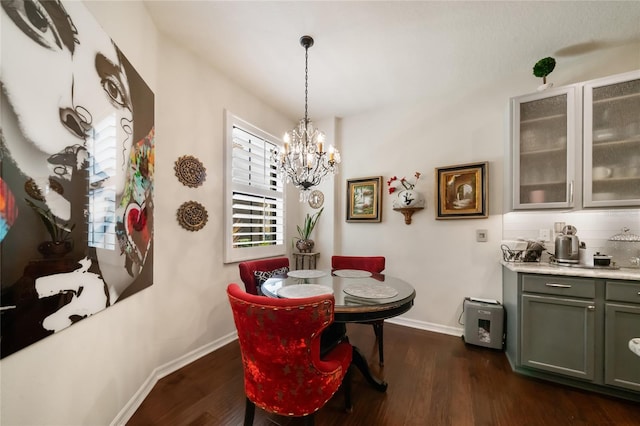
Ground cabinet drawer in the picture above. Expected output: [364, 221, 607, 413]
[522, 274, 595, 298]
[606, 281, 640, 304]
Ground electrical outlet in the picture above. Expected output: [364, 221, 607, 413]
[539, 228, 551, 241]
[476, 229, 488, 242]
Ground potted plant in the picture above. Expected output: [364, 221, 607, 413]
[294, 207, 323, 253]
[533, 57, 556, 90]
[25, 198, 75, 257]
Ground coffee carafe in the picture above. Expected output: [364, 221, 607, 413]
[555, 225, 580, 264]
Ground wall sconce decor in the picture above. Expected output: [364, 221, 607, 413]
[174, 155, 206, 188]
[177, 200, 208, 231]
[388, 172, 425, 225]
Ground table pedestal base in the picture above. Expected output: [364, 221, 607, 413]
[351, 345, 388, 392]
[322, 323, 388, 392]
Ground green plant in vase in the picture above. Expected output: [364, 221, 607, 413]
[294, 207, 323, 253]
[25, 198, 75, 257]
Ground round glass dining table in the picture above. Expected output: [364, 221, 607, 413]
[261, 270, 416, 322]
[262, 270, 416, 392]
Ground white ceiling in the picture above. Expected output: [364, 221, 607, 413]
[143, 1, 640, 121]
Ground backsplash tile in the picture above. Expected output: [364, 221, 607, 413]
[503, 209, 640, 267]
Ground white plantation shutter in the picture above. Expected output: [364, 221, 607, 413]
[224, 111, 285, 263]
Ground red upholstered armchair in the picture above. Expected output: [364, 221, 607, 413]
[238, 257, 290, 295]
[331, 255, 387, 365]
[227, 284, 352, 425]
[331, 256, 385, 274]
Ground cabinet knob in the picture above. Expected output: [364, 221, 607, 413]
[587, 305, 595, 311]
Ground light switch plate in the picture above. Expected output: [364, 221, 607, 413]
[476, 229, 488, 242]
[539, 228, 551, 241]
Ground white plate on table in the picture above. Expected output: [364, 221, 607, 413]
[287, 269, 327, 279]
[343, 283, 398, 299]
[333, 269, 372, 278]
[277, 284, 334, 299]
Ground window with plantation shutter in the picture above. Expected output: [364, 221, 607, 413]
[224, 111, 285, 263]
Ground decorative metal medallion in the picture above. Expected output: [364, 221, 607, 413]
[174, 155, 207, 188]
[176, 201, 208, 231]
[308, 190, 324, 209]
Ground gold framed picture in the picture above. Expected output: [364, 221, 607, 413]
[435, 162, 488, 220]
[346, 176, 382, 222]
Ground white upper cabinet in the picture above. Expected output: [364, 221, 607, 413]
[509, 70, 640, 211]
[511, 85, 581, 210]
[583, 70, 640, 208]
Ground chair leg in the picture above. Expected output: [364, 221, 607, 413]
[344, 365, 353, 413]
[244, 397, 255, 426]
[373, 321, 384, 366]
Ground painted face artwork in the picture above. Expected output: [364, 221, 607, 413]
[0, 0, 154, 357]
[0, 177, 17, 241]
[1, 0, 135, 220]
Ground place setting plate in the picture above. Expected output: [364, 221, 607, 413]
[287, 270, 328, 279]
[333, 269, 372, 278]
[277, 284, 334, 299]
[343, 283, 398, 299]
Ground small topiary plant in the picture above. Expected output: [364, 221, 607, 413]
[533, 57, 556, 84]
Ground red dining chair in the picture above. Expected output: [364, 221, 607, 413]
[331, 255, 387, 366]
[227, 283, 352, 425]
[238, 257, 289, 295]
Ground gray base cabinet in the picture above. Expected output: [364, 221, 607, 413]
[521, 294, 596, 380]
[604, 281, 640, 392]
[503, 268, 640, 402]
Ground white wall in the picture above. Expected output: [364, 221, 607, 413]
[334, 44, 640, 332]
[1, 1, 639, 425]
[335, 94, 506, 331]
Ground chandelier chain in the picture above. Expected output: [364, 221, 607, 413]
[304, 43, 309, 129]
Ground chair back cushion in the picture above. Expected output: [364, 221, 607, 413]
[238, 257, 290, 295]
[331, 255, 385, 273]
[254, 267, 289, 291]
[227, 283, 350, 416]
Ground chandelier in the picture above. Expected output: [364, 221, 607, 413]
[273, 35, 341, 202]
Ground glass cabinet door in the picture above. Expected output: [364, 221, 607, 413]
[512, 86, 579, 209]
[583, 70, 640, 207]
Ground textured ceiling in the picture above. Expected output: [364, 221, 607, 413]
[144, 1, 640, 120]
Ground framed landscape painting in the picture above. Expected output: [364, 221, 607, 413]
[435, 162, 488, 220]
[346, 176, 382, 222]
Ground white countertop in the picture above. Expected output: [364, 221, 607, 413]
[501, 260, 640, 281]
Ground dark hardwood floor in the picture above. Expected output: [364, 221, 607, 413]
[127, 323, 640, 425]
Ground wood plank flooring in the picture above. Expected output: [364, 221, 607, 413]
[127, 323, 640, 425]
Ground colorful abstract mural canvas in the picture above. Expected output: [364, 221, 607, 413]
[0, 0, 154, 358]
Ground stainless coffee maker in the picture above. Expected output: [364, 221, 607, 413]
[555, 225, 580, 264]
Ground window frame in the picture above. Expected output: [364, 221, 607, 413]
[223, 110, 286, 263]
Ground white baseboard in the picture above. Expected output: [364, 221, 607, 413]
[387, 316, 463, 337]
[111, 318, 461, 425]
[110, 331, 237, 426]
